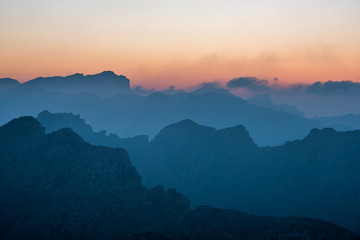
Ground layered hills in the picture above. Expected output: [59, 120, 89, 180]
[36, 110, 360, 234]
[1, 117, 357, 239]
[0, 72, 321, 146]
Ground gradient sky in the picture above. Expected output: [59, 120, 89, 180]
[1, 0, 359, 88]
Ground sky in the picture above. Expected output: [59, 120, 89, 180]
[1, 0, 359, 88]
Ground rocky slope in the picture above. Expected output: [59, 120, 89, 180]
[0, 117, 358, 239]
[36, 111, 360, 234]
[0, 117, 188, 239]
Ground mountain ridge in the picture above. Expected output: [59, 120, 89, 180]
[34, 110, 360, 233]
[15, 71, 131, 97]
[1, 116, 358, 239]
[0, 71, 321, 146]
[0, 78, 20, 92]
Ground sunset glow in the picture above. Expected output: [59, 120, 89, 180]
[1, 0, 359, 88]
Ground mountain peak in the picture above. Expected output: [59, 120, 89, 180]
[302, 128, 338, 143]
[217, 125, 256, 148]
[38, 109, 51, 117]
[247, 92, 305, 118]
[37, 109, 81, 120]
[161, 119, 215, 133]
[19, 71, 131, 97]
[0, 116, 45, 137]
[307, 128, 336, 137]
[92, 70, 117, 77]
[47, 127, 86, 145]
[219, 124, 249, 137]
[153, 119, 217, 144]
[0, 78, 20, 91]
[67, 73, 85, 78]
[175, 119, 199, 127]
[0, 77, 20, 84]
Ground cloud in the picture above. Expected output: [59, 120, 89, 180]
[226, 77, 270, 91]
[225, 77, 360, 97]
[198, 81, 223, 89]
[186, 81, 224, 92]
[306, 80, 360, 95]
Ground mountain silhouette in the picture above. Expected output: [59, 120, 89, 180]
[248, 93, 305, 117]
[315, 113, 360, 131]
[36, 110, 149, 149]
[1, 117, 357, 239]
[0, 72, 322, 146]
[0, 78, 20, 92]
[36, 111, 360, 233]
[0, 116, 190, 239]
[15, 71, 130, 97]
[147, 121, 360, 233]
[106, 89, 320, 146]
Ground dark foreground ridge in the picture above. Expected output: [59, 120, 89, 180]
[0, 117, 358, 239]
[36, 110, 360, 235]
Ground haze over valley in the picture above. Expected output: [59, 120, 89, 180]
[1, 0, 360, 239]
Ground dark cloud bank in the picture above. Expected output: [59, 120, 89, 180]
[227, 77, 360, 95]
[226, 77, 270, 91]
[307, 80, 360, 95]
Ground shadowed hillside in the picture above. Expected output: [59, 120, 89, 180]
[36, 111, 360, 234]
[1, 117, 357, 239]
[36, 110, 149, 150]
[140, 120, 360, 233]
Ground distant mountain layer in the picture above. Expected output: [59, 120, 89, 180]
[36, 110, 360, 234]
[1, 79, 321, 146]
[2, 71, 359, 145]
[315, 114, 360, 131]
[6, 71, 130, 97]
[0, 78, 20, 92]
[36, 110, 149, 150]
[247, 93, 305, 117]
[1, 117, 357, 239]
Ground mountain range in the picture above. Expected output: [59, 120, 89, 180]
[4, 71, 360, 146]
[247, 93, 305, 117]
[36, 110, 360, 234]
[0, 72, 323, 146]
[1, 116, 358, 239]
[2, 71, 131, 97]
[315, 114, 360, 131]
[0, 78, 20, 92]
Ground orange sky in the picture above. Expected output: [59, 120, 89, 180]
[1, 0, 359, 89]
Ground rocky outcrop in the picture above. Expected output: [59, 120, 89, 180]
[1, 117, 358, 239]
